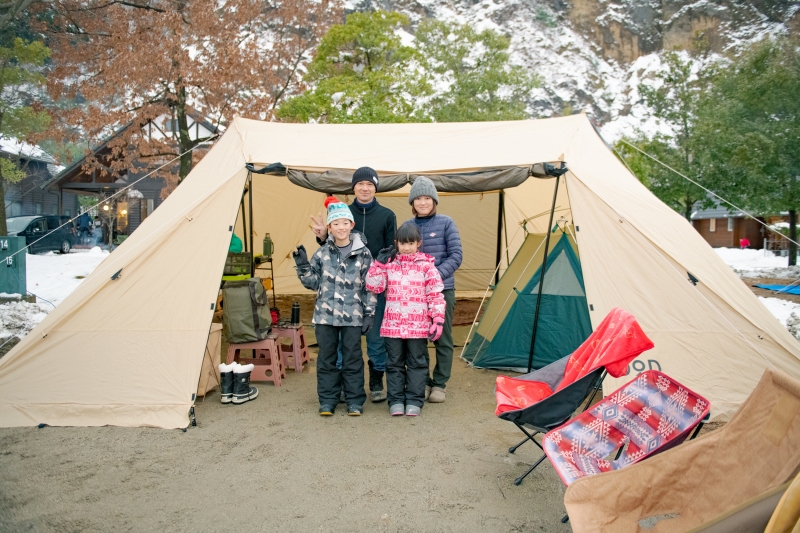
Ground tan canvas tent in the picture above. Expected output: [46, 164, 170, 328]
[0, 113, 799, 429]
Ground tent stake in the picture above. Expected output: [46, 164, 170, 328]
[527, 174, 560, 373]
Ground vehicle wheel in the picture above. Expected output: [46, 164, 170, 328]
[59, 240, 71, 254]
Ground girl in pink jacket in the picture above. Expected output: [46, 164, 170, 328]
[366, 223, 446, 417]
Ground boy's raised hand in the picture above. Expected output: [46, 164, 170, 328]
[310, 213, 327, 240]
[292, 245, 309, 268]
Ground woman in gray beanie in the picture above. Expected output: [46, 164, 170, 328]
[405, 176, 462, 403]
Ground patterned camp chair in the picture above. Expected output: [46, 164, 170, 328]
[497, 308, 655, 485]
[543, 370, 711, 486]
[563, 369, 800, 533]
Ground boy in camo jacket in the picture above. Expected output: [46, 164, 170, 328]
[293, 196, 376, 416]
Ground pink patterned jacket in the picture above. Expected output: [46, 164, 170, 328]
[366, 252, 446, 339]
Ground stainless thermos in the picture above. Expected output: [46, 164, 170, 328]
[291, 302, 300, 326]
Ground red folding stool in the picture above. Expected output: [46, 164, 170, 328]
[226, 335, 285, 387]
[273, 325, 310, 373]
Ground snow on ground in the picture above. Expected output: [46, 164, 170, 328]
[714, 247, 800, 338]
[714, 247, 800, 279]
[758, 297, 800, 328]
[759, 297, 800, 340]
[0, 247, 109, 343]
[26, 247, 109, 306]
[0, 301, 49, 341]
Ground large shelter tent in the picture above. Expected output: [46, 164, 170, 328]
[0, 114, 798, 429]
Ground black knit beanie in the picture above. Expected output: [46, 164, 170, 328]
[352, 166, 379, 190]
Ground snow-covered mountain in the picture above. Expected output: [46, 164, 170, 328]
[346, 0, 799, 140]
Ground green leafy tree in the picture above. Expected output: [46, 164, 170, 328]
[616, 51, 712, 221]
[696, 36, 800, 264]
[277, 12, 538, 124]
[277, 11, 429, 124]
[0, 37, 50, 235]
[416, 19, 538, 122]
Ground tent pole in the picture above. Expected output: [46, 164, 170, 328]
[240, 197, 248, 253]
[495, 191, 504, 285]
[503, 193, 510, 268]
[248, 172, 254, 278]
[527, 175, 560, 373]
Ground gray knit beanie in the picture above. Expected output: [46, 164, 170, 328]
[408, 176, 439, 205]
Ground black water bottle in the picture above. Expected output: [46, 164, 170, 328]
[291, 301, 301, 326]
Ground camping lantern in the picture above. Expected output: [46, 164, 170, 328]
[262, 233, 274, 260]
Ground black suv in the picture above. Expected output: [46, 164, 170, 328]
[6, 215, 78, 254]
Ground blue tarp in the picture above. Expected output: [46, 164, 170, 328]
[754, 284, 800, 295]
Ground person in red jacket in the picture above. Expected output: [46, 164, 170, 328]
[366, 223, 446, 417]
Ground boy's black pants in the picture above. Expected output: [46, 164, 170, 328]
[315, 325, 365, 407]
[384, 337, 429, 408]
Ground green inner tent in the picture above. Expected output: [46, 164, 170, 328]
[462, 231, 592, 371]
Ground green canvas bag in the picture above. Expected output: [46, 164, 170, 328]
[222, 278, 272, 343]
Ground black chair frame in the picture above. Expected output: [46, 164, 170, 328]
[501, 366, 607, 486]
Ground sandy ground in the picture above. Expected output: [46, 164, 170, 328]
[0, 325, 573, 533]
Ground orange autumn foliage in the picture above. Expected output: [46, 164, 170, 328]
[39, 0, 342, 193]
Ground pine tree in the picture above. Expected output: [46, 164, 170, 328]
[696, 36, 800, 264]
[615, 52, 712, 221]
[277, 12, 538, 124]
[277, 11, 428, 124]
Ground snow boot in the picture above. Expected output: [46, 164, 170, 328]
[219, 363, 234, 404]
[232, 363, 259, 404]
[368, 360, 387, 403]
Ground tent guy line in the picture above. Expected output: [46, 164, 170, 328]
[5, 134, 221, 261]
[620, 139, 800, 249]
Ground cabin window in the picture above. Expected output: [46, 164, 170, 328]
[709, 219, 716, 232]
[35, 203, 42, 215]
[727, 218, 734, 231]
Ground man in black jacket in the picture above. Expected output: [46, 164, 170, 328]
[311, 167, 396, 402]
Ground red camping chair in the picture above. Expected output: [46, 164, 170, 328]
[496, 308, 654, 485]
[542, 370, 711, 487]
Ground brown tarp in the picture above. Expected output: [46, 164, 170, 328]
[563, 369, 800, 532]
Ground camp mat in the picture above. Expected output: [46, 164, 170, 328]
[754, 284, 800, 295]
